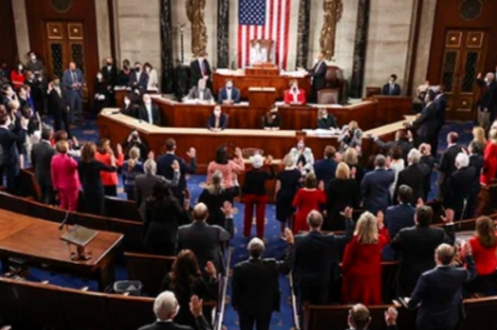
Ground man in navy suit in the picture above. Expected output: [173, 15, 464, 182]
[382, 185, 415, 261]
[313, 145, 340, 187]
[407, 243, 476, 330]
[157, 138, 196, 205]
[382, 74, 402, 96]
[303, 52, 327, 103]
[207, 106, 228, 131]
[218, 80, 241, 104]
[61, 62, 84, 123]
[411, 91, 438, 151]
[360, 155, 395, 214]
[432, 85, 447, 156]
[443, 152, 475, 221]
[128, 62, 149, 91]
[0, 112, 27, 193]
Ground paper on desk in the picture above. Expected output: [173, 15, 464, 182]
[281, 71, 307, 77]
[304, 128, 341, 137]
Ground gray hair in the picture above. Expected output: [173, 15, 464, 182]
[154, 291, 178, 321]
[374, 155, 386, 168]
[144, 159, 157, 175]
[307, 210, 323, 229]
[283, 153, 295, 168]
[248, 237, 265, 258]
[407, 148, 421, 164]
[455, 152, 469, 168]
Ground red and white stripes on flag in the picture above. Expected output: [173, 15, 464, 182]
[237, 0, 291, 70]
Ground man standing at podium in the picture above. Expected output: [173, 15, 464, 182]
[250, 41, 268, 66]
[190, 52, 212, 88]
[302, 53, 327, 103]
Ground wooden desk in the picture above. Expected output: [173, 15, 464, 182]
[213, 72, 311, 100]
[114, 88, 160, 108]
[0, 210, 123, 291]
[153, 96, 411, 131]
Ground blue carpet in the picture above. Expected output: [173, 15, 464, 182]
[5, 118, 476, 329]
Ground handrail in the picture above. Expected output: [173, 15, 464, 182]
[215, 247, 233, 330]
[289, 273, 300, 330]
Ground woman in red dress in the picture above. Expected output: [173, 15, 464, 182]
[292, 172, 326, 233]
[481, 129, 497, 185]
[341, 211, 390, 305]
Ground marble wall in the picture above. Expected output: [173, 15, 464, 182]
[12, 0, 30, 62]
[95, 0, 112, 65]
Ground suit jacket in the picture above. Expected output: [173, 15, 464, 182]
[360, 168, 395, 214]
[394, 163, 430, 203]
[443, 166, 476, 213]
[101, 64, 118, 87]
[207, 114, 228, 130]
[316, 115, 338, 129]
[439, 145, 463, 182]
[128, 70, 149, 90]
[138, 104, 163, 126]
[391, 224, 455, 296]
[157, 153, 196, 193]
[0, 126, 26, 166]
[50, 153, 80, 191]
[374, 138, 413, 162]
[31, 140, 56, 186]
[314, 158, 337, 185]
[469, 154, 484, 196]
[48, 88, 67, 117]
[477, 78, 497, 112]
[408, 256, 476, 330]
[382, 203, 415, 261]
[190, 59, 212, 87]
[294, 220, 354, 287]
[413, 102, 438, 138]
[232, 245, 294, 316]
[187, 87, 213, 101]
[134, 172, 180, 207]
[284, 89, 307, 104]
[218, 87, 240, 104]
[382, 83, 402, 96]
[138, 316, 211, 330]
[308, 61, 327, 90]
[62, 69, 84, 95]
[434, 93, 447, 128]
[177, 222, 230, 272]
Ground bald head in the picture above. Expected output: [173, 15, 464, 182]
[348, 304, 371, 330]
[436, 243, 455, 266]
[154, 291, 179, 321]
[307, 210, 323, 230]
[248, 237, 265, 259]
[192, 203, 208, 222]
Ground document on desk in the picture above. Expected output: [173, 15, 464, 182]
[304, 129, 340, 137]
[281, 71, 307, 78]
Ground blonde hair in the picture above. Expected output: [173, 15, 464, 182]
[207, 170, 223, 195]
[56, 140, 69, 154]
[473, 126, 487, 146]
[283, 153, 295, 168]
[355, 212, 379, 244]
[129, 146, 140, 160]
[335, 162, 350, 180]
[343, 148, 358, 165]
[349, 121, 358, 130]
[490, 129, 497, 144]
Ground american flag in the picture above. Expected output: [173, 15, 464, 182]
[238, 0, 291, 69]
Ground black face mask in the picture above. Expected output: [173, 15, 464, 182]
[135, 67, 141, 72]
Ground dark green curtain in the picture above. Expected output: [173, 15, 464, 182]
[217, 0, 230, 68]
[160, 0, 174, 93]
[295, 0, 312, 68]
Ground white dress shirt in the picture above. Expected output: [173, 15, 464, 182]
[146, 104, 153, 124]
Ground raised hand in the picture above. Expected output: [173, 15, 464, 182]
[384, 307, 398, 326]
[189, 295, 203, 318]
[343, 207, 353, 219]
[205, 261, 217, 278]
[377, 210, 384, 229]
[220, 201, 233, 217]
[441, 209, 455, 224]
[148, 151, 155, 160]
[186, 147, 196, 158]
[282, 228, 295, 244]
[416, 198, 424, 209]
[116, 143, 123, 155]
[462, 240, 473, 256]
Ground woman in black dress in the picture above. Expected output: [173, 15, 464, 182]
[274, 154, 302, 235]
[78, 142, 116, 215]
[142, 181, 190, 256]
[161, 250, 218, 329]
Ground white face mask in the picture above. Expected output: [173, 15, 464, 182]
[145, 100, 152, 106]
[124, 99, 130, 106]
[214, 110, 221, 117]
[297, 143, 304, 150]
[484, 77, 489, 84]
[31, 55, 36, 61]
[18, 65, 23, 71]
[97, 74, 103, 80]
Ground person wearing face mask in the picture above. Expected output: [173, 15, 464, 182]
[186, 78, 213, 103]
[289, 138, 315, 174]
[138, 94, 162, 126]
[18, 85, 35, 112]
[101, 57, 117, 106]
[476, 72, 497, 130]
[207, 106, 228, 131]
[25, 51, 45, 81]
[262, 106, 281, 130]
[10, 63, 25, 90]
[249, 40, 268, 66]
[62, 62, 84, 124]
[120, 95, 138, 118]
[382, 74, 401, 96]
[144, 62, 159, 91]
[48, 75, 71, 138]
[118, 59, 132, 86]
[128, 61, 149, 91]
[190, 51, 212, 89]
[316, 107, 338, 129]
[218, 80, 240, 104]
[299, 52, 327, 103]
[93, 71, 109, 116]
[284, 79, 306, 105]
[339, 120, 363, 155]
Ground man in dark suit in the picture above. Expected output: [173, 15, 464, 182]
[383, 185, 415, 261]
[411, 91, 438, 152]
[346, 304, 399, 330]
[381, 74, 402, 96]
[294, 210, 354, 310]
[232, 228, 294, 330]
[443, 152, 475, 221]
[61, 62, 84, 123]
[138, 94, 163, 126]
[360, 155, 395, 214]
[432, 85, 447, 156]
[101, 57, 118, 106]
[134, 159, 180, 207]
[391, 205, 455, 296]
[207, 106, 228, 131]
[31, 127, 56, 204]
[372, 129, 414, 162]
[129, 62, 149, 91]
[218, 80, 241, 104]
[476, 72, 496, 130]
[139, 292, 211, 330]
[48, 75, 71, 138]
[394, 148, 430, 203]
[190, 52, 212, 88]
[407, 243, 476, 330]
[303, 52, 327, 103]
[157, 138, 196, 205]
[467, 141, 484, 218]
[177, 203, 231, 273]
[314, 145, 340, 187]
[0, 112, 27, 193]
[437, 132, 462, 198]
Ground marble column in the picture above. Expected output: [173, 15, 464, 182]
[160, 0, 174, 93]
[349, 0, 370, 98]
[217, 0, 229, 68]
[296, 0, 312, 67]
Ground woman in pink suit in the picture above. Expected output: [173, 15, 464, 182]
[51, 140, 80, 211]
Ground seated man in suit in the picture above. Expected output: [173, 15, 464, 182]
[347, 304, 399, 330]
[407, 243, 476, 330]
[139, 292, 210, 330]
[128, 61, 149, 91]
[250, 41, 268, 66]
[207, 106, 228, 131]
[138, 94, 162, 126]
[218, 80, 241, 104]
[284, 79, 306, 105]
[185, 79, 214, 103]
[360, 155, 394, 214]
[382, 74, 401, 96]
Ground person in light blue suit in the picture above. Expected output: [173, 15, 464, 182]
[62, 62, 84, 123]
